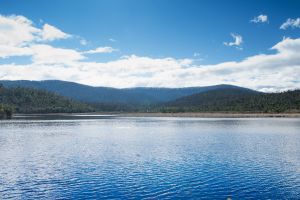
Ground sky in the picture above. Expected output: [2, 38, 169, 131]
[0, 0, 300, 91]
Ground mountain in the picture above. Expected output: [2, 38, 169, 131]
[163, 87, 300, 113]
[0, 80, 247, 104]
[0, 85, 93, 114]
[1, 80, 299, 113]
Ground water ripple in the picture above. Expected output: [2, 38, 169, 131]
[0, 118, 300, 199]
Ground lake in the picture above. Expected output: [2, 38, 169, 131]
[0, 116, 300, 199]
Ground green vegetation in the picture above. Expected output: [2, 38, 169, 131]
[160, 88, 300, 113]
[0, 85, 94, 114]
[0, 80, 246, 104]
[1, 82, 299, 115]
[0, 104, 12, 119]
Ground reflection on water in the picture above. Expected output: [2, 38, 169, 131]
[0, 117, 300, 199]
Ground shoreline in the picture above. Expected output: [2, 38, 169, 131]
[12, 112, 300, 118]
[117, 112, 300, 118]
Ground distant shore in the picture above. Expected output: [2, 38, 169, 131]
[117, 112, 300, 118]
[12, 112, 300, 119]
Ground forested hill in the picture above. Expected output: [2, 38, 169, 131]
[0, 80, 248, 104]
[163, 88, 300, 113]
[1, 80, 300, 114]
[0, 85, 93, 114]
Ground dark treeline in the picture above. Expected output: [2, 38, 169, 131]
[159, 88, 300, 113]
[0, 80, 248, 104]
[0, 84, 94, 114]
[0, 104, 12, 119]
[1, 83, 300, 115]
[90, 89, 300, 113]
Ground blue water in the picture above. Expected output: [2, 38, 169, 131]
[0, 117, 300, 199]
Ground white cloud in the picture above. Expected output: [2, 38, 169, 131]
[251, 14, 268, 23]
[1, 15, 300, 92]
[280, 18, 300, 30]
[0, 15, 40, 46]
[224, 33, 243, 48]
[1, 37, 300, 92]
[0, 14, 116, 67]
[30, 44, 85, 64]
[40, 23, 70, 41]
[80, 39, 88, 46]
[0, 15, 36, 58]
[271, 37, 300, 53]
[0, 45, 33, 58]
[83, 46, 117, 54]
[0, 15, 75, 59]
[0, 15, 70, 45]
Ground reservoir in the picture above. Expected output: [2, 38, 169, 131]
[0, 117, 299, 199]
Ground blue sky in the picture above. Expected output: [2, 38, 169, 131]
[0, 0, 300, 91]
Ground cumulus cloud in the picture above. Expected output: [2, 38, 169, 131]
[0, 15, 40, 46]
[1, 15, 300, 92]
[0, 15, 74, 59]
[0, 15, 117, 62]
[1, 37, 300, 92]
[223, 33, 243, 49]
[30, 44, 85, 64]
[251, 14, 268, 23]
[83, 46, 117, 54]
[0, 45, 32, 58]
[40, 23, 70, 41]
[0, 15, 70, 45]
[280, 18, 300, 30]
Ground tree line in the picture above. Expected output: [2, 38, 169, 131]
[0, 84, 94, 115]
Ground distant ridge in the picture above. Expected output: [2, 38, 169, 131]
[0, 80, 253, 105]
[167, 87, 260, 107]
[163, 87, 300, 113]
[0, 85, 93, 114]
[1, 80, 299, 113]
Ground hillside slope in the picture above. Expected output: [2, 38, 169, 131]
[163, 88, 300, 113]
[0, 85, 93, 114]
[0, 80, 250, 104]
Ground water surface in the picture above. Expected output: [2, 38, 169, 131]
[0, 117, 299, 199]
